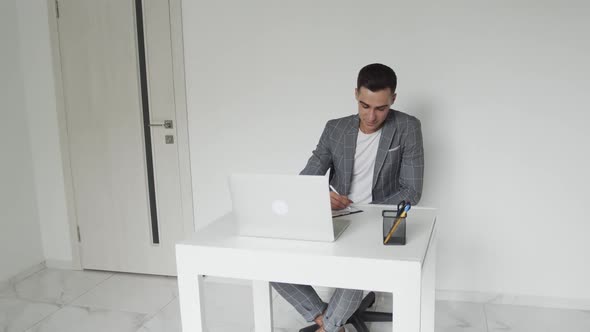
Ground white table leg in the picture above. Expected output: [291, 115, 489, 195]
[177, 272, 206, 332]
[392, 277, 421, 332]
[420, 238, 436, 332]
[252, 280, 273, 332]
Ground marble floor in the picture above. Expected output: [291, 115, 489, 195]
[1, 268, 589, 332]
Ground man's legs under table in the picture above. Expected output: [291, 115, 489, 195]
[271, 282, 363, 332]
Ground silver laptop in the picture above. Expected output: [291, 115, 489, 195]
[229, 174, 350, 242]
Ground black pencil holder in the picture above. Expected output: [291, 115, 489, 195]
[382, 210, 406, 245]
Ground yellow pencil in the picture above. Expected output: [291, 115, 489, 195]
[383, 211, 407, 244]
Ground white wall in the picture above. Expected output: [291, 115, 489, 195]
[0, 0, 45, 281]
[182, 0, 590, 301]
[15, 0, 73, 265]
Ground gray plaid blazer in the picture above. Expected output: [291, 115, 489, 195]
[300, 110, 424, 205]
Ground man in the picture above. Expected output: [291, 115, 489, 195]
[271, 63, 424, 332]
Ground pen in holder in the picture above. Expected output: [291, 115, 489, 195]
[382, 210, 406, 245]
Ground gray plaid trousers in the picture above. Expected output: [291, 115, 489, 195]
[271, 282, 363, 331]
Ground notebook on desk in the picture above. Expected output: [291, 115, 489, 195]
[332, 206, 363, 218]
[229, 174, 350, 242]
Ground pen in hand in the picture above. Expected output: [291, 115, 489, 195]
[329, 185, 340, 195]
[329, 185, 353, 210]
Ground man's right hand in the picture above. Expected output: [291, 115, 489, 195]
[330, 191, 353, 210]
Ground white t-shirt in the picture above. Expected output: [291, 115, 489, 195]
[348, 129, 381, 204]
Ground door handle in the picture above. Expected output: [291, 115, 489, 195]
[149, 120, 173, 129]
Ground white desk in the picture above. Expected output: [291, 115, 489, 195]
[176, 205, 437, 332]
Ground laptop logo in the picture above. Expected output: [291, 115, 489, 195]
[271, 200, 289, 216]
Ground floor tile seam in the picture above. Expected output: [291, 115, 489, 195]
[22, 303, 149, 332]
[0, 296, 65, 308]
[0, 267, 49, 301]
[61, 271, 116, 306]
[136, 295, 179, 327]
[18, 301, 64, 332]
[64, 302, 149, 316]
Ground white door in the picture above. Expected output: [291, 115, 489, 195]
[55, 0, 192, 276]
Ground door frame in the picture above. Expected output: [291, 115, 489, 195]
[46, 0, 195, 271]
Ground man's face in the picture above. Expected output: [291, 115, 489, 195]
[356, 87, 396, 134]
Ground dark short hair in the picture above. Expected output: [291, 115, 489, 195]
[357, 63, 397, 93]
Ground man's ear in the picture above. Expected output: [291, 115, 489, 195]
[390, 92, 397, 104]
[354, 88, 359, 101]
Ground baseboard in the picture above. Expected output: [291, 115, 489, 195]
[0, 261, 46, 290]
[436, 289, 590, 311]
[45, 259, 78, 270]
